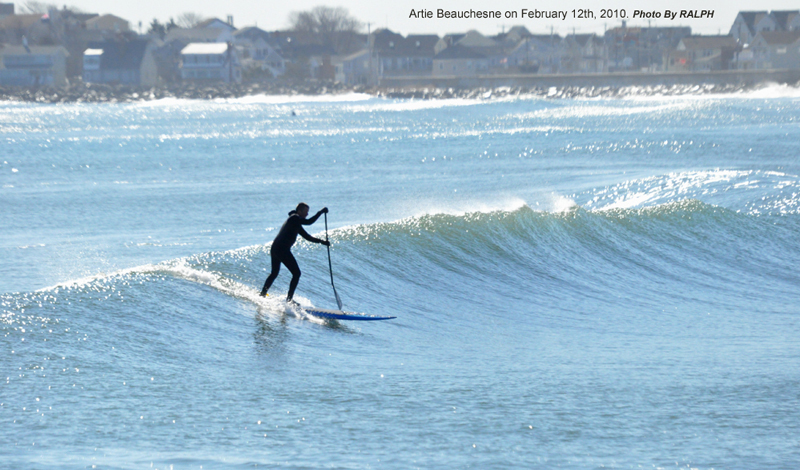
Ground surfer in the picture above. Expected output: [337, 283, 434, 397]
[260, 203, 330, 303]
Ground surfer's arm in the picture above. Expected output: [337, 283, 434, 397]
[298, 226, 329, 245]
[301, 207, 327, 225]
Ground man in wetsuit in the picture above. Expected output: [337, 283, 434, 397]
[260, 203, 330, 303]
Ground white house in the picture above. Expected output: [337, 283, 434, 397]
[180, 42, 241, 83]
[757, 11, 799, 33]
[730, 11, 769, 44]
[730, 10, 800, 44]
[745, 31, 800, 69]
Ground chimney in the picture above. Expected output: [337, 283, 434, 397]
[227, 15, 234, 27]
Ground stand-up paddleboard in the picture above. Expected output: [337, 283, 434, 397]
[302, 307, 396, 321]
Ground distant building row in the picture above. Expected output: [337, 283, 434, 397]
[1, 4, 800, 87]
[0, 8, 249, 86]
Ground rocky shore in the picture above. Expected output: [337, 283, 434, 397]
[1, 79, 798, 103]
[374, 81, 800, 99]
[0, 81, 361, 103]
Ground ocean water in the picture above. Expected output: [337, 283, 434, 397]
[2, 88, 800, 469]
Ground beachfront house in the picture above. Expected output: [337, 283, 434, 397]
[491, 27, 558, 73]
[666, 35, 738, 72]
[180, 42, 241, 83]
[741, 31, 800, 69]
[234, 26, 286, 78]
[730, 11, 800, 44]
[0, 44, 69, 86]
[84, 14, 129, 34]
[755, 11, 799, 34]
[450, 30, 506, 69]
[371, 29, 439, 77]
[267, 31, 338, 79]
[432, 44, 489, 77]
[730, 11, 770, 45]
[82, 38, 158, 86]
[560, 34, 607, 74]
[195, 17, 236, 33]
[493, 26, 533, 47]
[604, 25, 692, 72]
[434, 34, 465, 55]
[503, 34, 562, 73]
[156, 27, 234, 83]
[335, 48, 376, 85]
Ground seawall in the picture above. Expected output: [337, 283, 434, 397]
[378, 69, 800, 89]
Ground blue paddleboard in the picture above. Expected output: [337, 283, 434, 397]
[302, 307, 396, 321]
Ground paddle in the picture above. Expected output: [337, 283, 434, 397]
[324, 212, 343, 310]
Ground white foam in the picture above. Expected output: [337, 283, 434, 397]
[36, 264, 160, 291]
[731, 83, 800, 99]
[600, 191, 656, 211]
[406, 197, 528, 218]
[127, 94, 371, 109]
[525, 101, 692, 119]
[35, 258, 325, 323]
[129, 97, 188, 108]
[619, 83, 800, 102]
[216, 92, 374, 105]
[346, 97, 483, 113]
[417, 125, 570, 139]
[588, 169, 800, 213]
[545, 193, 579, 213]
[156, 259, 326, 322]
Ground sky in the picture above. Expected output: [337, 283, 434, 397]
[25, 0, 800, 37]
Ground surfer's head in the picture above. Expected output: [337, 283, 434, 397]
[296, 202, 309, 218]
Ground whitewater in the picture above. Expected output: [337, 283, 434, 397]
[1, 90, 799, 469]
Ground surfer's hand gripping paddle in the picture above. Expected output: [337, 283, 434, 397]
[324, 212, 343, 310]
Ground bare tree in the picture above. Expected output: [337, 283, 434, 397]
[288, 6, 363, 54]
[19, 1, 57, 13]
[176, 12, 206, 29]
[19, 2, 83, 14]
[148, 19, 167, 38]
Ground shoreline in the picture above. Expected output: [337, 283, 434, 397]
[1, 79, 799, 103]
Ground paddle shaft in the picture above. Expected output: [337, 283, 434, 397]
[324, 213, 342, 310]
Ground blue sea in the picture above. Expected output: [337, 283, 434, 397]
[2, 87, 800, 469]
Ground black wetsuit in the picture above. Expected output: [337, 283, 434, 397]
[260, 209, 326, 300]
